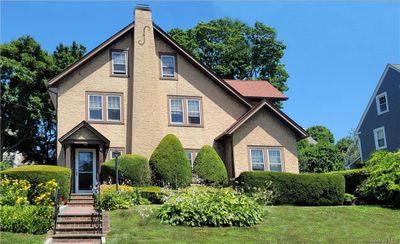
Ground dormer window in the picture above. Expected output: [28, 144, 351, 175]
[376, 92, 389, 115]
[160, 54, 177, 79]
[111, 51, 128, 76]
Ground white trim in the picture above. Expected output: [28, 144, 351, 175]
[375, 91, 389, 115]
[111, 51, 128, 75]
[356, 64, 399, 133]
[186, 98, 201, 125]
[161, 55, 176, 78]
[88, 95, 103, 121]
[358, 134, 364, 162]
[75, 149, 97, 193]
[249, 148, 265, 171]
[373, 126, 387, 150]
[169, 98, 184, 125]
[106, 95, 122, 122]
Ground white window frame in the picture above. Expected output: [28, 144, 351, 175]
[111, 51, 128, 75]
[266, 149, 283, 172]
[161, 55, 176, 78]
[186, 98, 201, 125]
[169, 98, 184, 125]
[373, 127, 387, 150]
[375, 92, 389, 115]
[106, 95, 122, 122]
[88, 95, 103, 121]
[249, 148, 265, 171]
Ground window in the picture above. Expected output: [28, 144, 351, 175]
[170, 98, 184, 124]
[185, 150, 198, 169]
[373, 127, 387, 149]
[109, 148, 124, 159]
[86, 92, 123, 123]
[376, 92, 389, 115]
[168, 96, 202, 126]
[249, 147, 284, 172]
[250, 148, 265, 171]
[161, 54, 176, 78]
[107, 96, 121, 121]
[88, 95, 103, 121]
[111, 51, 127, 75]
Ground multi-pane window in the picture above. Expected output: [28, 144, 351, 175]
[187, 99, 201, 124]
[376, 92, 389, 115]
[161, 55, 176, 78]
[249, 147, 283, 172]
[170, 98, 184, 124]
[250, 149, 264, 171]
[107, 96, 121, 121]
[88, 95, 103, 121]
[87, 93, 122, 123]
[168, 96, 202, 126]
[112, 51, 127, 75]
[373, 127, 387, 149]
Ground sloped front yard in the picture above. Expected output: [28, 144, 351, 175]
[107, 205, 400, 244]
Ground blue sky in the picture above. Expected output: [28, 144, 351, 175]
[2, 1, 399, 141]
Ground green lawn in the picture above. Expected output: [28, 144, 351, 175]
[107, 205, 400, 244]
[0, 232, 46, 244]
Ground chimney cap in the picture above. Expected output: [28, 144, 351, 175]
[136, 4, 151, 11]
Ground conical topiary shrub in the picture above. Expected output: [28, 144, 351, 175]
[194, 145, 228, 186]
[149, 134, 192, 188]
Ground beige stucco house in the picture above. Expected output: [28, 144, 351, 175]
[48, 6, 307, 193]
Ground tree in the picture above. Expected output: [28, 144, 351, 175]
[168, 18, 289, 94]
[299, 142, 344, 173]
[306, 126, 335, 144]
[0, 36, 85, 164]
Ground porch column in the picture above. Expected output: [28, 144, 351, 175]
[65, 145, 72, 168]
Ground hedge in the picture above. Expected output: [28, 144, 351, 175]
[0, 205, 53, 234]
[100, 154, 151, 186]
[235, 171, 345, 206]
[149, 134, 192, 188]
[194, 145, 228, 186]
[329, 169, 369, 195]
[0, 165, 71, 200]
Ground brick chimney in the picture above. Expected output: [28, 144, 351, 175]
[131, 5, 162, 156]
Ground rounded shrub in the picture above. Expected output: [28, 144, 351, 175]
[194, 145, 228, 186]
[100, 154, 151, 186]
[149, 134, 192, 188]
[0, 165, 71, 200]
[235, 171, 345, 206]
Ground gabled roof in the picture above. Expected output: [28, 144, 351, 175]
[59, 120, 110, 145]
[355, 64, 400, 133]
[224, 79, 288, 100]
[48, 22, 252, 108]
[216, 99, 308, 140]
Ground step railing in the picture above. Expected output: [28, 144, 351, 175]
[53, 185, 60, 235]
[92, 181, 102, 234]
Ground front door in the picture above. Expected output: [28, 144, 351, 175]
[75, 149, 96, 193]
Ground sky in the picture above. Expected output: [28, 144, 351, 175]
[1, 1, 399, 141]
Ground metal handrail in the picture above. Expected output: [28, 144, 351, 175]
[53, 185, 59, 235]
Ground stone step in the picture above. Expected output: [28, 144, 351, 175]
[51, 233, 103, 244]
[70, 195, 94, 200]
[57, 220, 101, 228]
[69, 199, 94, 203]
[58, 215, 101, 222]
[56, 226, 102, 235]
[67, 202, 94, 207]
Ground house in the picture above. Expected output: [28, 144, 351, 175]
[48, 6, 308, 193]
[347, 64, 400, 168]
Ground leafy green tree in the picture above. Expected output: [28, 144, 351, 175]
[0, 36, 85, 164]
[53, 41, 86, 71]
[299, 142, 344, 173]
[168, 18, 289, 93]
[306, 126, 335, 144]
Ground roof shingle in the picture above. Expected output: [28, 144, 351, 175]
[224, 79, 287, 100]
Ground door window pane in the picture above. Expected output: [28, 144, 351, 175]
[89, 95, 102, 120]
[170, 98, 183, 123]
[187, 99, 201, 125]
[250, 149, 264, 171]
[107, 96, 121, 121]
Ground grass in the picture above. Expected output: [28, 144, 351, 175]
[107, 205, 400, 244]
[0, 232, 46, 244]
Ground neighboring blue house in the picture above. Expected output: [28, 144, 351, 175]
[347, 64, 400, 168]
